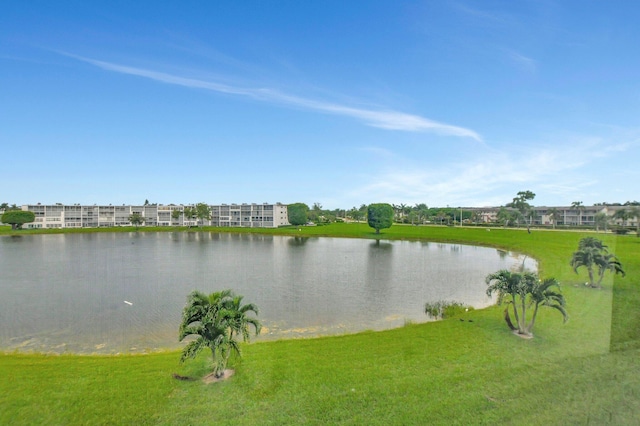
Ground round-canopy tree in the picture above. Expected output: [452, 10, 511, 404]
[195, 202, 211, 227]
[171, 209, 182, 225]
[287, 203, 309, 226]
[128, 212, 145, 230]
[1, 210, 35, 230]
[367, 203, 394, 234]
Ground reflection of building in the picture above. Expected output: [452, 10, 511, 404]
[468, 205, 638, 227]
[19, 203, 289, 229]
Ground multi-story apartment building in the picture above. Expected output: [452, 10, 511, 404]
[469, 205, 638, 227]
[18, 203, 290, 229]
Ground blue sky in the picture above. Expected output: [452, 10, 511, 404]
[2, 1, 638, 209]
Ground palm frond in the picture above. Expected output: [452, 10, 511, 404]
[179, 323, 205, 341]
[180, 337, 207, 363]
[544, 302, 569, 323]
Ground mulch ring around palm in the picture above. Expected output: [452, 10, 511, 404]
[202, 369, 235, 384]
[172, 369, 235, 384]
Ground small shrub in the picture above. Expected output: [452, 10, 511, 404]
[443, 303, 473, 318]
[425, 300, 471, 320]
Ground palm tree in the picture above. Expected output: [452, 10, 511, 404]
[486, 270, 567, 336]
[391, 204, 400, 221]
[613, 208, 630, 228]
[547, 207, 560, 229]
[179, 290, 261, 378]
[527, 278, 568, 334]
[497, 207, 514, 227]
[571, 201, 585, 226]
[402, 204, 411, 219]
[594, 212, 609, 233]
[224, 294, 261, 354]
[486, 270, 523, 331]
[414, 203, 428, 225]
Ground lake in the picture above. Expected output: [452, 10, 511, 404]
[0, 232, 536, 354]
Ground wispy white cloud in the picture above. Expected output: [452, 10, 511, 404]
[64, 53, 482, 141]
[345, 136, 631, 207]
[359, 146, 397, 159]
[450, 2, 514, 26]
[507, 50, 537, 73]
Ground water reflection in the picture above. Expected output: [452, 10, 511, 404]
[287, 236, 310, 247]
[0, 233, 536, 354]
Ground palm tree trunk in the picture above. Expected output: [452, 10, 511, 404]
[588, 267, 596, 287]
[210, 346, 219, 375]
[504, 308, 517, 331]
[527, 304, 540, 334]
[227, 330, 234, 368]
[510, 294, 522, 332]
[520, 296, 527, 334]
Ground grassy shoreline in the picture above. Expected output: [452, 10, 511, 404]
[1, 223, 639, 424]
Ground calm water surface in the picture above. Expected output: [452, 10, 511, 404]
[0, 232, 535, 354]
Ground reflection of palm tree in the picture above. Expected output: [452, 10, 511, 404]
[595, 253, 625, 287]
[570, 236, 616, 288]
[288, 236, 308, 247]
[578, 237, 608, 251]
[570, 247, 600, 287]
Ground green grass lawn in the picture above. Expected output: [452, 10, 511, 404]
[1, 223, 638, 424]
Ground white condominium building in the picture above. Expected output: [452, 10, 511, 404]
[19, 203, 290, 229]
